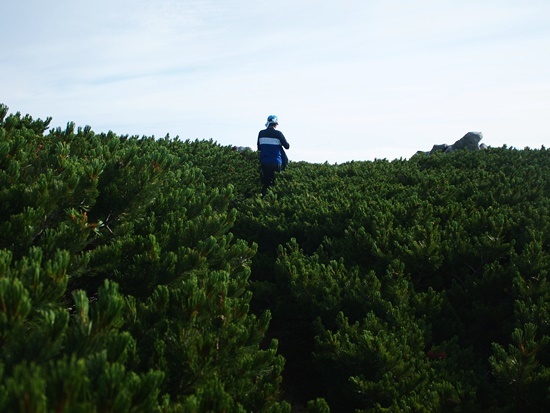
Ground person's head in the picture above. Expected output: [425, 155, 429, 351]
[265, 115, 278, 128]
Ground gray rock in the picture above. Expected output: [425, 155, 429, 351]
[451, 132, 482, 151]
[430, 144, 450, 154]
[234, 146, 252, 153]
[423, 132, 484, 155]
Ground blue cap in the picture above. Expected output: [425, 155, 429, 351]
[265, 115, 278, 127]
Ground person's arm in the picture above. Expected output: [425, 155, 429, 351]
[279, 132, 290, 149]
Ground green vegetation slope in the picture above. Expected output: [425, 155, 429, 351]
[1, 104, 549, 412]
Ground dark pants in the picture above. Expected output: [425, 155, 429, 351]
[260, 163, 281, 196]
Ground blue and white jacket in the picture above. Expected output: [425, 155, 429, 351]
[257, 127, 290, 165]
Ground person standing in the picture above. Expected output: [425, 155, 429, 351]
[257, 115, 290, 197]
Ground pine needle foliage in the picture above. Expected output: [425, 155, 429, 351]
[2, 103, 550, 412]
[0, 104, 287, 412]
[234, 143, 550, 412]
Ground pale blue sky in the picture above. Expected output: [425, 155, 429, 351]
[2, 0, 549, 163]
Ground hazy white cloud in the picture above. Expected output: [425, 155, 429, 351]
[2, 0, 549, 163]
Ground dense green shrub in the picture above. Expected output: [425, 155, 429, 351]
[235, 146, 550, 412]
[0, 104, 288, 412]
[2, 103, 549, 412]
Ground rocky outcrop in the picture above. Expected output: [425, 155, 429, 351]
[418, 132, 486, 155]
[233, 146, 253, 153]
